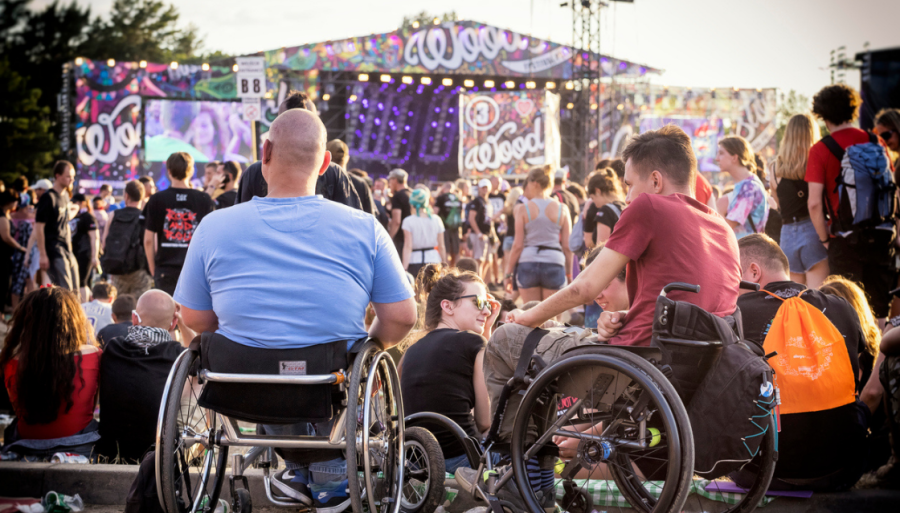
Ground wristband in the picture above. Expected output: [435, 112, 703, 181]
[820, 238, 829, 244]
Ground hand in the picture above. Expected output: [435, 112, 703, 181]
[39, 254, 49, 271]
[553, 434, 580, 459]
[506, 308, 536, 328]
[504, 275, 513, 293]
[207, 172, 225, 190]
[596, 310, 626, 341]
[90, 257, 99, 269]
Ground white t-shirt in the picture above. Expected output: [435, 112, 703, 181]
[82, 300, 114, 335]
[402, 214, 445, 264]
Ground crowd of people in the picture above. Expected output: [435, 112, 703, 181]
[0, 84, 899, 512]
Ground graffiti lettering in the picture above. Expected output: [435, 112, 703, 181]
[404, 24, 528, 71]
[75, 95, 141, 166]
[464, 118, 544, 172]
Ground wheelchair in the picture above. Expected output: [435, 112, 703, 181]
[416, 281, 777, 513]
[155, 334, 446, 513]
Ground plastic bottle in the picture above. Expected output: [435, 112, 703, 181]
[41, 492, 83, 512]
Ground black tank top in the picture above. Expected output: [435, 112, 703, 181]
[776, 177, 810, 223]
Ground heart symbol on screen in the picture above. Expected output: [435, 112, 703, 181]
[515, 98, 535, 117]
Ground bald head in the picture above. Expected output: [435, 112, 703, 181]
[135, 289, 177, 330]
[262, 109, 331, 195]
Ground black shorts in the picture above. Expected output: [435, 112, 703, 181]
[75, 255, 93, 288]
[828, 231, 898, 318]
[444, 229, 460, 256]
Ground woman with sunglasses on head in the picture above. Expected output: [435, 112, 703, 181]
[399, 267, 501, 473]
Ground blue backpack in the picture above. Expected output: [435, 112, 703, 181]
[822, 132, 897, 234]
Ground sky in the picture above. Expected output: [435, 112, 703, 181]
[38, 0, 900, 99]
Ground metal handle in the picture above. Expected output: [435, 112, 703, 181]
[740, 281, 761, 292]
[199, 369, 342, 385]
[661, 282, 700, 297]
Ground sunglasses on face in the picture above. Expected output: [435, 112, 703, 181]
[882, 130, 896, 140]
[454, 294, 491, 311]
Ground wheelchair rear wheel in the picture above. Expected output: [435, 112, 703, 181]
[510, 351, 692, 513]
[346, 341, 406, 513]
[400, 426, 445, 513]
[156, 350, 229, 513]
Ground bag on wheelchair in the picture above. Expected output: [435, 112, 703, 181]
[653, 296, 776, 478]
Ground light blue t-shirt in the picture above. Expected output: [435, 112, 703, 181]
[174, 195, 413, 350]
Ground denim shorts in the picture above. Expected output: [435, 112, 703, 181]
[502, 236, 515, 253]
[780, 218, 828, 274]
[516, 262, 566, 290]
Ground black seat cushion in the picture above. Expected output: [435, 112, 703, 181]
[197, 333, 348, 424]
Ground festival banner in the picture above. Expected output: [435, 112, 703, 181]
[459, 90, 560, 177]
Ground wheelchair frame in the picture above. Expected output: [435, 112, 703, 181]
[155, 340, 410, 513]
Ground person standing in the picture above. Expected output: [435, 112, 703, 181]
[504, 166, 573, 302]
[716, 136, 769, 239]
[35, 161, 79, 290]
[874, 109, 900, 171]
[468, 179, 496, 279]
[9, 198, 36, 309]
[0, 191, 27, 313]
[102, 181, 153, 299]
[143, 152, 216, 296]
[387, 168, 412, 255]
[69, 194, 99, 302]
[583, 168, 626, 248]
[401, 188, 446, 278]
[210, 161, 241, 209]
[772, 113, 829, 288]
[435, 182, 463, 266]
[806, 84, 896, 324]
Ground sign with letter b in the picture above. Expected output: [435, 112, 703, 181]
[235, 57, 266, 98]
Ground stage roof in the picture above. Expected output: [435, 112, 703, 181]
[262, 20, 663, 80]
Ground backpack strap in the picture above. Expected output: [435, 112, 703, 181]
[821, 135, 845, 162]
[868, 131, 879, 145]
[514, 328, 549, 383]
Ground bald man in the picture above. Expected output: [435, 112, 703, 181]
[175, 109, 416, 509]
[97, 289, 190, 462]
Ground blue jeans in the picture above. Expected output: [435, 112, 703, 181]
[445, 451, 502, 474]
[260, 422, 346, 484]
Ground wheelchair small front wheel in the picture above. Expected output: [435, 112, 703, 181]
[156, 349, 229, 513]
[346, 341, 406, 513]
[400, 426, 445, 513]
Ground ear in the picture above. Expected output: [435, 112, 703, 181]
[170, 314, 178, 332]
[650, 170, 664, 194]
[262, 139, 274, 165]
[440, 298, 454, 317]
[748, 262, 763, 283]
[319, 151, 332, 176]
[132, 312, 140, 326]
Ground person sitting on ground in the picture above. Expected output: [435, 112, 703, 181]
[97, 290, 190, 462]
[399, 268, 501, 473]
[81, 281, 117, 336]
[456, 257, 479, 275]
[402, 188, 446, 279]
[175, 108, 416, 511]
[735, 234, 868, 491]
[96, 294, 136, 347]
[509, 125, 741, 346]
[0, 287, 101, 458]
[504, 166, 573, 302]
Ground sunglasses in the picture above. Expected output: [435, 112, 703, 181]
[454, 294, 491, 311]
[882, 130, 896, 140]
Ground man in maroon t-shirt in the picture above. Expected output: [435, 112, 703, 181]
[510, 125, 741, 346]
[806, 84, 896, 321]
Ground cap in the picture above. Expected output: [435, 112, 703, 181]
[478, 178, 492, 189]
[500, 179, 510, 192]
[388, 168, 408, 182]
[554, 168, 568, 180]
[33, 179, 52, 190]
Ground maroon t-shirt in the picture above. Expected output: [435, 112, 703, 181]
[604, 193, 741, 346]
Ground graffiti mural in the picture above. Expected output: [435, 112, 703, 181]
[459, 90, 560, 177]
[265, 21, 660, 79]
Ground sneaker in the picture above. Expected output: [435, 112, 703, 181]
[312, 486, 351, 513]
[453, 467, 529, 512]
[270, 469, 312, 505]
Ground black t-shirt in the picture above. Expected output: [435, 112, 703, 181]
[235, 161, 362, 210]
[35, 189, 71, 257]
[551, 188, 579, 224]
[737, 281, 868, 480]
[348, 173, 376, 216]
[97, 337, 184, 461]
[215, 190, 237, 209]
[70, 211, 97, 258]
[144, 188, 216, 270]
[96, 321, 130, 348]
[401, 329, 485, 457]
[435, 193, 463, 230]
[470, 196, 493, 235]
[391, 189, 412, 253]
[583, 201, 625, 244]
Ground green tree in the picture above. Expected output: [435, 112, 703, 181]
[80, 0, 204, 63]
[401, 11, 459, 31]
[0, 56, 56, 182]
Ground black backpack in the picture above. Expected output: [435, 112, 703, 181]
[652, 296, 777, 478]
[101, 208, 145, 275]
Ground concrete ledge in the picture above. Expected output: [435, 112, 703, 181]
[2, 462, 899, 512]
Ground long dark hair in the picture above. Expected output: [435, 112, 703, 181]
[0, 287, 92, 424]
[421, 266, 485, 330]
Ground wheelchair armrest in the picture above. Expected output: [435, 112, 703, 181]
[405, 412, 483, 469]
[656, 336, 723, 348]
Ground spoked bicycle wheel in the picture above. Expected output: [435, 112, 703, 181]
[346, 341, 406, 513]
[510, 351, 692, 513]
[156, 350, 229, 513]
[400, 426, 445, 513]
